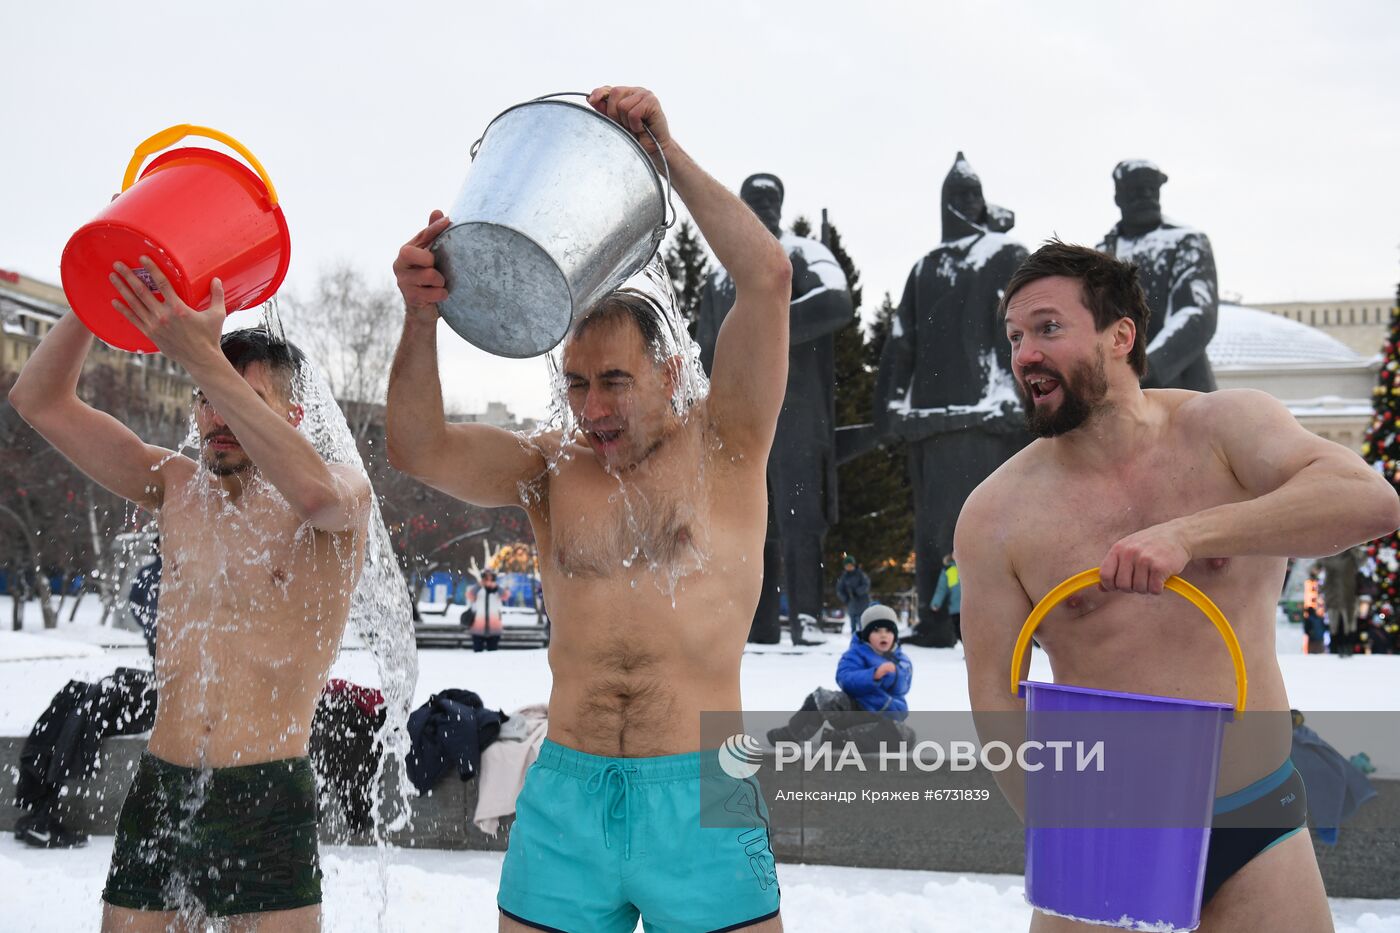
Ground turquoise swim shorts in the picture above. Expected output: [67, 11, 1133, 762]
[498, 739, 781, 932]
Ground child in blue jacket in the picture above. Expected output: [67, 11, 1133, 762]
[836, 606, 914, 717]
[767, 606, 914, 746]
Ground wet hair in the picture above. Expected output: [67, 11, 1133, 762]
[568, 293, 666, 362]
[218, 328, 306, 398]
[998, 239, 1151, 377]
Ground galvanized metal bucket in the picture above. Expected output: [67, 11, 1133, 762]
[432, 92, 675, 358]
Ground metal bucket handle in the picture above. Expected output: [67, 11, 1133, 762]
[1009, 568, 1248, 711]
[468, 91, 677, 234]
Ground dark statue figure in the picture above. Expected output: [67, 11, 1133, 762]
[1097, 159, 1219, 392]
[697, 173, 855, 645]
[873, 153, 1028, 648]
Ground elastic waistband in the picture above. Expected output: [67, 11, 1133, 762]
[1214, 759, 1296, 815]
[537, 739, 720, 784]
[142, 751, 312, 783]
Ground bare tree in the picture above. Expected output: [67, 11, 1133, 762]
[74, 366, 179, 622]
[1, 364, 181, 628]
[284, 264, 402, 439]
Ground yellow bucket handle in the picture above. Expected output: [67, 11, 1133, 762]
[1009, 568, 1248, 712]
[122, 124, 279, 206]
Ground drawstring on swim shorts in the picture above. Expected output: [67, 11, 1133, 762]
[585, 762, 640, 859]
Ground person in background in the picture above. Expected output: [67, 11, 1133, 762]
[1355, 595, 1391, 654]
[905, 553, 961, 648]
[466, 569, 510, 653]
[766, 605, 914, 748]
[835, 554, 871, 633]
[931, 553, 962, 642]
[837, 607, 914, 715]
[1318, 547, 1365, 657]
[1302, 566, 1327, 655]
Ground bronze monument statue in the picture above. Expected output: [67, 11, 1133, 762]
[873, 152, 1027, 647]
[1097, 159, 1219, 392]
[697, 173, 854, 645]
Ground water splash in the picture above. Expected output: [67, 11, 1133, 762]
[542, 255, 709, 435]
[261, 297, 418, 829]
[290, 355, 418, 927]
[534, 255, 714, 603]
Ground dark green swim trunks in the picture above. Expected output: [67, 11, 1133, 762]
[103, 752, 321, 917]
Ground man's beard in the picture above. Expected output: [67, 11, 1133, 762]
[204, 457, 251, 477]
[203, 445, 252, 477]
[1019, 347, 1109, 438]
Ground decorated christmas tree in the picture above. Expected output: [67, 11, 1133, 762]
[1358, 281, 1400, 646]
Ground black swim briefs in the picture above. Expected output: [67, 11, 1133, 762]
[1203, 759, 1308, 904]
[103, 752, 322, 917]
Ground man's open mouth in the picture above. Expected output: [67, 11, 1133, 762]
[1027, 375, 1060, 401]
[589, 428, 623, 446]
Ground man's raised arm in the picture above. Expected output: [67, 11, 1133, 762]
[108, 261, 370, 533]
[587, 85, 792, 458]
[8, 311, 174, 511]
[385, 212, 548, 508]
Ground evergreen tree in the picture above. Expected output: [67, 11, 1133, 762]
[1359, 282, 1400, 646]
[661, 219, 710, 332]
[815, 219, 913, 601]
[791, 216, 812, 238]
[867, 291, 897, 371]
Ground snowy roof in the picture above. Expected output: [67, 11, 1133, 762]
[1286, 396, 1374, 418]
[1207, 303, 1370, 370]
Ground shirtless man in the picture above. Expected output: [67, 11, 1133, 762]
[387, 85, 791, 932]
[957, 241, 1400, 932]
[10, 264, 371, 931]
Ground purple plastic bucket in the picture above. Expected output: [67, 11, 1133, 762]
[1020, 680, 1234, 931]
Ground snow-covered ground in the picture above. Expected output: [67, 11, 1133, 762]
[2, 836, 1397, 933]
[3, 595, 1400, 930]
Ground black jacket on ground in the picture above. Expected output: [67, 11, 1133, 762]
[405, 689, 506, 793]
[16, 667, 157, 813]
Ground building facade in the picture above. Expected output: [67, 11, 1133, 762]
[1, 267, 194, 427]
[1248, 297, 1392, 358]
[1208, 303, 1378, 453]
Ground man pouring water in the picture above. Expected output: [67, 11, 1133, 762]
[10, 271, 371, 930]
[388, 85, 791, 932]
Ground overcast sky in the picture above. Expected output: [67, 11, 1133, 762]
[4, 0, 1397, 419]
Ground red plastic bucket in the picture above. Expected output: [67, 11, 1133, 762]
[60, 125, 291, 353]
[1009, 570, 1248, 931]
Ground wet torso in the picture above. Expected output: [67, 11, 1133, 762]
[527, 411, 766, 757]
[989, 391, 1291, 788]
[148, 461, 363, 768]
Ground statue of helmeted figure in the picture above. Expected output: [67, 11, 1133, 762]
[696, 173, 854, 645]
[1097, 160, 1219, 391]
[873, 152, 1027, 648]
